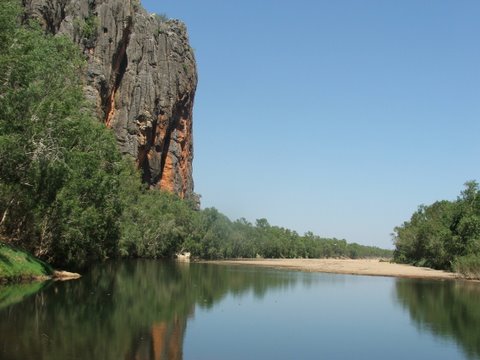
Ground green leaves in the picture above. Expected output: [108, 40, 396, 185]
[0, 1, 122, 269]
[394, 181, 480, 273]
[119, 180, 199, 259]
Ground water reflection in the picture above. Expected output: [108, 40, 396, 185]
[395, 279, 480, 359]
[2, 262, 480, 360]
[0, 260, 299, 360]
[125, 318, 186, 360]
[0, 281, 47, 310]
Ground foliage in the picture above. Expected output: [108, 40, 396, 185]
[118, 164, 200, 259]
[82, 15, 98, 40]
[116, 160, 392, 261]
[393, 181, 480, 276]
[131, 0, 143, 12]
[0, 0, 18, 52]
[154, 13, 169, 37]
[154, 13, 169, 23]
[452, 254, 480, 280]
[118, 180, 392, 260]
[0, 1, 123, 269]
[73, 14, 99, 47]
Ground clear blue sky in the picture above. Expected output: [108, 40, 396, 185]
[142, 0, 480, 249]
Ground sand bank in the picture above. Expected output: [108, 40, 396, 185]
[208, 258, 459, 280]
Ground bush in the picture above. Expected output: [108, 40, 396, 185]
[154, 13, 168, 23]
[453, 254, 480, 280]
[73, 14, 98, 47]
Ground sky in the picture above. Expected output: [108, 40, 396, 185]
[142, 0, 480, 249]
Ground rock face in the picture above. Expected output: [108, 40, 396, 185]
[22, 0, 197, 199]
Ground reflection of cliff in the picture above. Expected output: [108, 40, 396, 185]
[152, 320, 184, 360]
[0, 261, 298, 360]
[126, 317, 187, 360]
[395, 280, 480, 359]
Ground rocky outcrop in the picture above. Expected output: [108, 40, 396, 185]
[22, 0, 197, 199]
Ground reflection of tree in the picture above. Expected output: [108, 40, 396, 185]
[395, 279, 480, 359]
[0, 261, 298, 360]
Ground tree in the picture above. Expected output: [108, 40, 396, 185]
[0, 1, 123, 268]
[393, 181, 480, 273]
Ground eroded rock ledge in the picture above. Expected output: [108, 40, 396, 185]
[23, 0, 197, 199]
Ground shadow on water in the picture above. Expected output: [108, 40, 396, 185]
[395, 279, 480, 360]
[0, 260, 299, 360]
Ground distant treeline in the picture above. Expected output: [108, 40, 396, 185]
[0, 1, 391, 270]
[120, 190, 393, 262]
[393, 181, 480, 278]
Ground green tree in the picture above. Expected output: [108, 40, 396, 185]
[393, 181, 480, 275]
[0, 1, 122, 269]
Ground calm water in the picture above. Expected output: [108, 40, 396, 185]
[0, 260, 479, 360]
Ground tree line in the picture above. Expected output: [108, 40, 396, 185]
[120, 191, 392, 262]
[0, 0, 391, 270]
[393, 181, 480, 278]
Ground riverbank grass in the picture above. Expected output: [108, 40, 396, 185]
[453, 254, 480, 280]
[0, 242, 53, 283]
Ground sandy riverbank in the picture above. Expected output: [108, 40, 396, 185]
[21, 271, 81, 283]
[207, 258, 460, 280]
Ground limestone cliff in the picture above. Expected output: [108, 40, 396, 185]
[22, 0, 197, 199]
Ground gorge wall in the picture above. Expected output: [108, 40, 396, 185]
[22, 0, 197, 199]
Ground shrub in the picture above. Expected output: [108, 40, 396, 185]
[453, 254, 480, 280]
[154, 13, 168, 23]
[73, 14, 98, 47]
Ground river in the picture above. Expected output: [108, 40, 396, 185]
[0, 260, 479, 359]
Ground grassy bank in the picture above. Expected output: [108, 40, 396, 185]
[0, 242, 53, 283]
